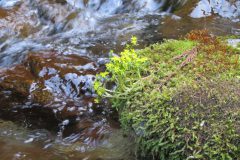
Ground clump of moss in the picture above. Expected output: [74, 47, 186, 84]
[94, 30, 240, 159]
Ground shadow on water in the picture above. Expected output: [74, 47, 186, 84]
[0, 0, 239, 159]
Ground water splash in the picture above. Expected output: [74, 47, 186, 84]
[190, 0, 240, 22]
[0, 0, 22, 9]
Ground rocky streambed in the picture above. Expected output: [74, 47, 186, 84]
[0, 0, 239, 159]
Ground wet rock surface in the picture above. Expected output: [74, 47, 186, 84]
[0, 50, 103, 122]
[190, 0, 240, 21]
[0, 50, 129, 159]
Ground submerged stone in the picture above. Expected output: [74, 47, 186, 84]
[0, 49, 123, 154]
[0, 51, 102, 129]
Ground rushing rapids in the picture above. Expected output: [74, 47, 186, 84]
[0, 0, 239, 159]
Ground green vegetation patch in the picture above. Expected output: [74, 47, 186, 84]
[94, 30, 240, 159]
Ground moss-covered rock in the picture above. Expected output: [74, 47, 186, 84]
[95, 30, 240, 159]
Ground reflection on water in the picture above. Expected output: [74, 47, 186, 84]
[0, 0, 239, 160]
[0, 119, 134, 160]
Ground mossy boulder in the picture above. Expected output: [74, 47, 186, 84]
[94, 30, 240, 159]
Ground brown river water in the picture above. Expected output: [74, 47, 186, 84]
[0, 0, 239, 159]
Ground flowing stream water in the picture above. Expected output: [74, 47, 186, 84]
[0, 0, 239, 159]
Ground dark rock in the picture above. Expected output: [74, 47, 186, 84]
[0, 51, 101, 130]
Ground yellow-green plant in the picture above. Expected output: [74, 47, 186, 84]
[94, 36, 148, 105]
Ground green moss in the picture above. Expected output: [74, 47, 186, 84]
[94, 31, 240, 159]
